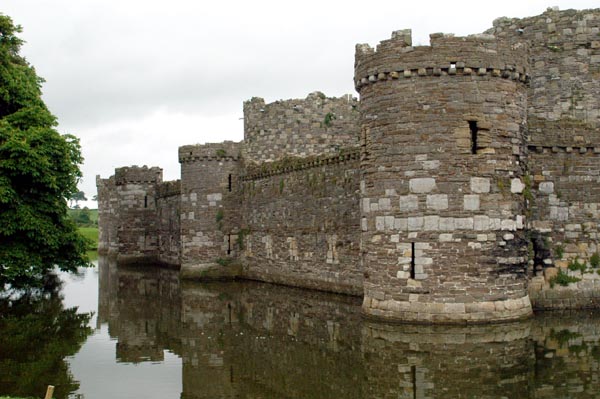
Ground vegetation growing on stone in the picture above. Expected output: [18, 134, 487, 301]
[567, 258, 587, 273]
[554, 245, 564, 260]
[549, 269, 581, 288]
[216, 148, 227, 158]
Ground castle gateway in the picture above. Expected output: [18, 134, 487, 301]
[98, 8, 600, 323]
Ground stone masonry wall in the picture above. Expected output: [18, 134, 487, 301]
[96, 175, 118, 255]
[355, 30, 532, 323]
[113, 166, 162, 263]
[243, 92, 359, 163]
[239, 151, 362, 295]
[178, 142, 241, 274]
[492, 8, 600, 303]
[156, 180, 181, 266]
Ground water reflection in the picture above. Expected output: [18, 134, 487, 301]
[4, 257, 600, 398]
[0, 276, 92, 399]
[92, 256, 600, 398]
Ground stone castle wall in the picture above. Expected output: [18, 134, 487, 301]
[491, 9, 600, 302]
[243, 92, 359, 163]
[97, 166, 163, 263]
[96, 7, 600, 323]
[156, 180, 181, 266]
[239, 150, 362, 295]
[178, 141, 241, 275]
[356, 30, 532, 323]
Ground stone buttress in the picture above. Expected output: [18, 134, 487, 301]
[355, 30, 533, 323]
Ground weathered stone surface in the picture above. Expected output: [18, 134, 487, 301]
[409, 178, 436, 193]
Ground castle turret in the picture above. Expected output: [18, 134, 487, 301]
[178, 141, 241, 277]
[355, 30, 533, 323]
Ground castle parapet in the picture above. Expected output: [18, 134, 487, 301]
[355, 30, 529, 91]
[243, 93, 359, 163]
[179, 141, 241, 163]
[114, 166, 163, 185]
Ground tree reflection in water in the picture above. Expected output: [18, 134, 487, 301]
[0, 274, 92, 399]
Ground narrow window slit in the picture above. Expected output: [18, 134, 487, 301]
[144, 195, 148, 208]
[228, 174, 232, 192]
[469, 121, 478, 154]
[227, 234, 232, 255]
[410, 242, 416, 279]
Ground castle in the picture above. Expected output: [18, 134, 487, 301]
[97, 7, 600, 324]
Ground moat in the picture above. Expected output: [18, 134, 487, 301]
[1, 257, 600, 398]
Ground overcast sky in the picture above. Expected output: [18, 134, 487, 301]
[3, 0, 599, 207]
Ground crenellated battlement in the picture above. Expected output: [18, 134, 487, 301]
[243, 92, 359, 163]
[114, 166, 163, 185]
[355, 30, 529, 91]
[178, 141, 241, 163]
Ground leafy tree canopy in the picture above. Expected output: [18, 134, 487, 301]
[0, 14, 90, 288]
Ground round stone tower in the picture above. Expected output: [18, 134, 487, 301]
[355, 30, 532, 323]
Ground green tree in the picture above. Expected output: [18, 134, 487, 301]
[0, 14, 90, 288]
[69, 190, 87, 208]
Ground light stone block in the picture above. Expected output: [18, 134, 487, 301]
[394, 218, 408, 231]
[385, 189, 397, 196]
[375, 216, 385, 231]
[379, 198, 391, 210]
[439, 217, 455, 231]
[477, 234, 488, 241]
[439, 233, 453, 242]
[539, 182, 554, 194]
[415, 242, 432, 250]
[470, 177, 490, 193]
[409, 178, 436, 193]
[362, 198, 371, 213]
[474, 215, 490, 231]
[455, 217, 474, 230]
[390, 234, 399, 243]
[426, 194, 448, 210]
[501, 219, 517, 231]
[463, 195, 480, 211]
[415, 257, 433, 265]
[511, 178, 525, 193]
[424, 215, 440, 230]
[399, 195, 419, 211]
[385, 216, 395, 229]
[408, 216, 424, 231]
[397, 271, 409, 279]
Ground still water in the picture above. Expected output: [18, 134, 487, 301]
[2, 256, 600, 398]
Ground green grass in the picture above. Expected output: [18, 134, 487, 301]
[79, 227, 98, 248]
[79, 226, 99, 262]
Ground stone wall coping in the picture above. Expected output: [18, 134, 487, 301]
[240, 148, 360, 181]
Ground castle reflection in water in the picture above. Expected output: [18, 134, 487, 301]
[98, 256, 600, 399]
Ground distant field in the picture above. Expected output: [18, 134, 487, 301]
[68, 208, 99, 226]
[79, 226, 98, 249]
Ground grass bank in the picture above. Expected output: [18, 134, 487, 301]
[78, 226, 99, 262]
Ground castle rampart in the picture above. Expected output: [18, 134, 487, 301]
[97, 7, 600, 323]
[243, 92, 359, 163]
[239, 150, 362, 295]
